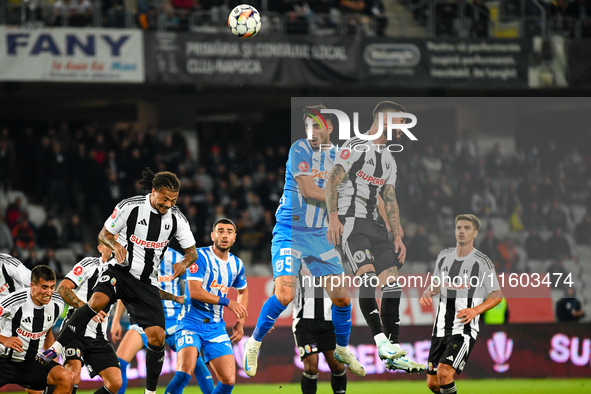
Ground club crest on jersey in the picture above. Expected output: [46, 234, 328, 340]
[353, 251, 366, 263]
[189, 264, 198, 274]
[99, 275, 110, 283]
[165, 224, 170, 230]
[110, 208, 117, 219]
[340, 150, 350, 160]
[73, 266, 83, 276]
[298, 161, 310, 172]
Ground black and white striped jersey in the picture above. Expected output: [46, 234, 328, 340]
[62, 256, 113, 340]
[0, 288, 64, 362]
[332, 137, 398, 220]
[292, 263, 332, 322]
[104, 194, 195, 286]
[431, 247, 500, 340]
[0, 253, 31, 297]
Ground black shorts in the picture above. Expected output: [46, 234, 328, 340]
[427, 335, 476, 375]
[293, 319, 336, 360]
[93, 264, 165, 330]
[64, 336, 120, 378]
[0, 357, 61, 390]
[339, 217, 403, 275]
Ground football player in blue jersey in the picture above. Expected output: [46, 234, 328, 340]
[165, 219, 248, 394]
[110, 248, 214, 394]
[243, 105, 365, 378]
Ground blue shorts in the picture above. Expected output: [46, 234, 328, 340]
[175, 321, 233, 363]
[271, 222, 344, 279]
[129, 317, 178, 351]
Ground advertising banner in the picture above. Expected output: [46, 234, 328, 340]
[0, 27, 145, 82]
[359, 38, 531, 87]
[144, 32, 360, 85]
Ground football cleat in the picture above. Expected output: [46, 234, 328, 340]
[243, 337, 261, 377]
[377, 339, 406, 360]
[385, 356, 426, 374]
[334, 346, 367, 377]
[36, 348, 58, 364]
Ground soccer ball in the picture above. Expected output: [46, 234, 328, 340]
[228, 4, 261, 38]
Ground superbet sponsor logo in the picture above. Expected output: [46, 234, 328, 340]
[0, 306, 3, 316]
[17, 327, 49, 340]
[340, 150, 350, 160]
[550, 333, 591, 366]
[73, 266, 83, 276]
[0, 283, 9, 293]
[210, 279, 229, 294]
[129, 235, 169, 249]
[356, 170, 385, 186]
[311, 169, 330, 179]
[189, 264, 198, 274]
[111, 208, 117, 219]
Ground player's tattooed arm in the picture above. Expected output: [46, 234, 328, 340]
[326, 164, 347, 215]
[159, 289, 183, 304]
[98, 226, 126, 264]
[180, 245, 198, 268]
[381, 185, 401, 239]
[58, 280, 84, 308]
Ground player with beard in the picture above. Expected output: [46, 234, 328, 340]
[166, 219, 247, 394]
[326, 101, 425, 373]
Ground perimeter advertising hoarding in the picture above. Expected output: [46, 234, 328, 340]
[0, 27, 145, 82]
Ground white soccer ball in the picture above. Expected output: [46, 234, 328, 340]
[228, 4, 261, 38]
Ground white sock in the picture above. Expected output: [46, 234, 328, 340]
[248, 337, 261, 347]
[145, 390, 156, 394]
[51, 342, 63, 354]
[374, 332, 388, 345]
[335, 344, 349, 352]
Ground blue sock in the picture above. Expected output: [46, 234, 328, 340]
[194, 356, 214, 394]
[332, 304, 352, 347]
[165, 371, 191, 394]
[117, 358, 129, 394]
[252, 295, 286, 342]
[212, 383, 234, 394]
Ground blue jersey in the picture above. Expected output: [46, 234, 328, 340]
[179, 246, 247, 325]
[275, 139, 335, 228]
[157, 248, 186, 321]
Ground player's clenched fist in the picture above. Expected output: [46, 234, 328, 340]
[228, 300, 247, 320]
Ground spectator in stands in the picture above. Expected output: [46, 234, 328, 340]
[546, 227, 572, 260]
[548, 0, 569, 18]
[53, 0, 76, 25]
[523, 201, 545, 231]
[40, 248, 64, 280]
[453, 185, 472, 217]
[422, 145, 442, 176]
[546, 200, 568, 231]
[471, 184, 497, 217]
[496, 236, 519, 272]
[0, 209, 13, 250]
[502, 182, 522, 218]
[575, 214, 591, 245]
[478, 227, 499, 265]
[70, 0, 93, 27]
[556, 287, 585, 322]
[547, 258, 569, 288]
[5, 197, 23, 230]
[0, 139, 13, 193]
[439, 143, 455, 177]
[61, 214, 84, 246]
[23, 248, 40, 270]
[567, 0, 591, 36]
[485, 143, 504, 178]
[509, 205, 524, 232]
[470, 0, 490, 37]
[12, 217, 35, 250]
[407, 225, 433, 262]
[525, 228, 546, 260]
[160, 3, 182, 31]
[37, 216, 60, 249]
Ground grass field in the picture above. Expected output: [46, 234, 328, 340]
[38, 379, 584, 394]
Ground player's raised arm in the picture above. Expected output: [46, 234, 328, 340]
[380, 184, 406, 263]
[172, 244, 197, 280]
[98, 226, 126, 264]
[58, 278, 108, 323]
[326, 163, 347, 246]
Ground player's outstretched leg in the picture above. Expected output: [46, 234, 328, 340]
[357, 272, 405, 361]
[244, 276, 292, 377]
[194, 354, 214, 394]
[144, 326, 166, 394]
[382, 280, 425, 373]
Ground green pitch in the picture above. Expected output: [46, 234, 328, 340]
[62, 379, 591, 394]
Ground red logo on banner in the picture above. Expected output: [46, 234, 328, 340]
[189, 264, 198, 274]
[73, 266, 83, 276]
[340, 150, 350, 160]
[298, 161, 309, 172]
[110, 209, 117, 219]
[0, 306, 3, 316]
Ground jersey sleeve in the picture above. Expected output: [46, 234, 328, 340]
[104, 202, 131, 235]
[187, 250, 206, 282]
[432, 253, 445, 288]
[289, 140, 313, 178]
[481, 257, 501, 295]
[174, 213, 196, 250]
[384, 155, 398, 187]
[332, 141, 363, 174]
[65, 258, 95, 288]
[232, 262, 247, 290]
[5, 262, 31, 289]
